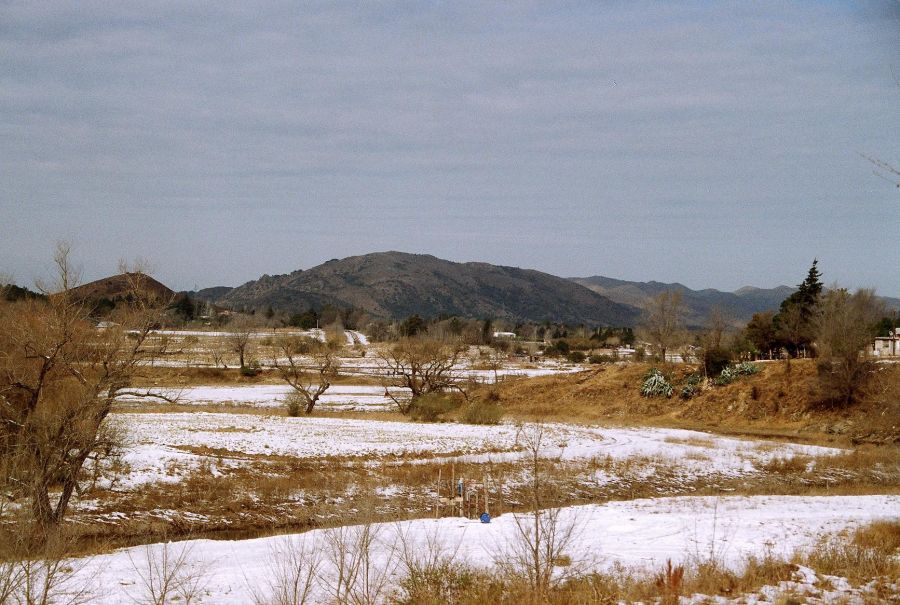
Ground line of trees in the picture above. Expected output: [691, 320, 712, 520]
[636, 260, 890, 407]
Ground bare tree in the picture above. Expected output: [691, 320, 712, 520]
[496, 423, 580, 598]
[640, 290, 686, 363]
[273, 337, 341, 415]
[226, 316, 256, 369]
[814, 288, 886, 407]
[0, 245, 174, 539]
[378, 338, 465, 414]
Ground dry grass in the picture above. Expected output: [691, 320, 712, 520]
[799, 520, 900, 583]
[482, 361, 900, 444]
[663, 435, 715, 448]
[391, 520, 900, 604]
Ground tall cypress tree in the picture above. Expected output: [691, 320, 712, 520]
[780, 259, 823, 321]
[775, 259, 824, 356]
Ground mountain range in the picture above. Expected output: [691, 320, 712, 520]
[190, 251, 822, 327]
[196, 252, 639, 326]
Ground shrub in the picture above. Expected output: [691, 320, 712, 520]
[680, 374, 703, 400]
[703, 347, 732, 377]
[566, 351, 586, 363]
[641, 369, 673, 398]
[713, 362, 760, 386]
[713, 365, 738, 385]
[395, 559, 483, 605]
[734, 362, 760, 375]
[409, 393, 460, 422]
[589, 354, 615, 364]
[285, 391, 305, 417]
[239, 365, 260, 377]
[463, 400, 504, 425]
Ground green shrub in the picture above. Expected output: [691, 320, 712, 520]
[566, 351, 586, 363]
[239, 365, 260, 377]
[713, 365, 738, 385]
[734, 361, 760, 375]
[703, 347, 732, 377]
[713, 362, 760, 386]
[409, 393, 460, 422]
[641, 368, 673, 398]
[463, 400, 504, 425]
[679, 372, 704, 399]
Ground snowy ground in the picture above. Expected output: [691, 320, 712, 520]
[148, 328, 368, 345]
[111, 414, 841, 489]
[62, 494, 899, 605]
[119, 384, 394, 411]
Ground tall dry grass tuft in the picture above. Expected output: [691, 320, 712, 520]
[654, 559, 684, 605]
[799, 520, 900, 583]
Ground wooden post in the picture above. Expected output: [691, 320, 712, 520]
[436, 467, 442, 518]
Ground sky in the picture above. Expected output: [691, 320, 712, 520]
[1, 1, 898, 295]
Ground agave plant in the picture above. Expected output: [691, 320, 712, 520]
[641, 369, 673, 398]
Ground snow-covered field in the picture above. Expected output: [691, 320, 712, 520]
[120, 384, 394, 411]
[112, 413, 840, 488]
[62, 494, 899, 604]
[148, 328, 368, 345]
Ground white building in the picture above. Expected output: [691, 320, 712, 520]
[872, 328, 900, 357]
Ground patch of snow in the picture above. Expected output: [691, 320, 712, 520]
[60, 494, 899, 604]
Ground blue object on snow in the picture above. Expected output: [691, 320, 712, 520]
[480, 512, 491, 524]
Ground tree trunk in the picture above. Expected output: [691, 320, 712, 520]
[30, 477, 56, 543]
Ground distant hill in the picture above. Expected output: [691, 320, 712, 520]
[192, 286, 234, 301]
[207, 252, 640, 326]
[570, 275, 796, 327]
[65, 273, 175, 313]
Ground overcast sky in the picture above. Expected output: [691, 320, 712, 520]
[1, 1, 898, 295]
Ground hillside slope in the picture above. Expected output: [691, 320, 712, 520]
[485, 360, 899, 444]
[66, 273, 175, 305]
[214, 252, 640, 326]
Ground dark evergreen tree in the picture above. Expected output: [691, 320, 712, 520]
[774, 259, 824, 356]
[400, 314, 427, 337]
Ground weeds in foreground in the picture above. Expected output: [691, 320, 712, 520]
[799, 520, 900, 583]
[127, 541, 207, 605]
[253, 535, 321, 605]
[654, 559, 684, 605]
[387, 520, 899, 604]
